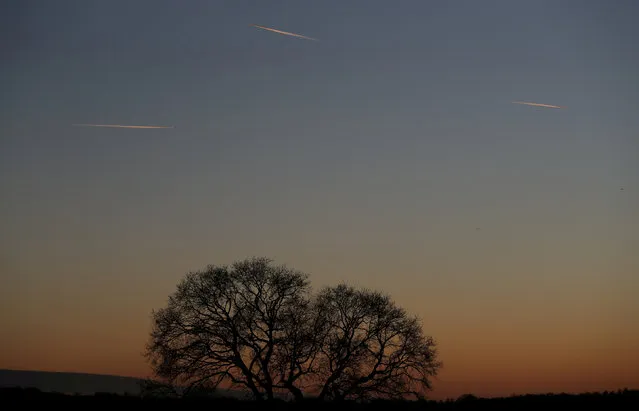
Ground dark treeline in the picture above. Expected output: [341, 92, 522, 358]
[2, 387, 638, 410]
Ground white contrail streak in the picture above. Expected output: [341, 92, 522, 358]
[250, 24, 318, 41]
[512, 101, 564, 109]
[72, 124, 175, 129]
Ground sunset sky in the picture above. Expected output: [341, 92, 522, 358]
[1, 0, 638, 400]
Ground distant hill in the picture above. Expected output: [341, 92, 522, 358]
[0, 369, 144, 396]
[0, 369, 275, 399]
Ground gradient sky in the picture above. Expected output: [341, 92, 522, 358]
[1, 0, 638, 400]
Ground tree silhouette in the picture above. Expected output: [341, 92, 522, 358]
[145, 257, 310, 400]
[313, 284, 442, 401]
[269, 282, 326, 401]
[145, 257, 442, 402]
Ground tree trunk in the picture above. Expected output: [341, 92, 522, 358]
[286, 384, 304, 402]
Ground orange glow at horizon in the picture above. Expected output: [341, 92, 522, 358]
[2, 287, 637, 400]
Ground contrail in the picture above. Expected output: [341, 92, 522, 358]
[72, 124, 175, 129]
[512, 101, 564, 109]
[250, 24, 318, 41]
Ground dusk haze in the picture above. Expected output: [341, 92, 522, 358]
[1, 0, 637, 403]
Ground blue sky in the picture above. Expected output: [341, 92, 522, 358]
[1, 0, 638, 398]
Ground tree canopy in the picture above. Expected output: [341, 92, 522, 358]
[145, 257, 442, 401]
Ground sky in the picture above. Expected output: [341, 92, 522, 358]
[1, 0, 638, 400]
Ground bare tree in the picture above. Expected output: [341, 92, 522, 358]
[145, 258, 441, 402]
[313, 284, 442, 401]
[145, 257, 311, 401]
[270, 290, 329, 401]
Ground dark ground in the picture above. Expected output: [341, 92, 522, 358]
[1, 387, 638, 410]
